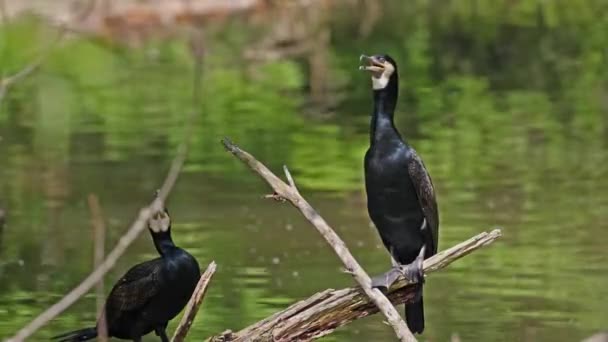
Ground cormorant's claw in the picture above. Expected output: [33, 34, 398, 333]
[401, 245, 426, 285]
[371, 266, 403, 292]
[371, 245, 427, 292]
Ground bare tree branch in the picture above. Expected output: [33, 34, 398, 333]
[171, 261, 218, 342]
[206, 229, 501, 341]
[221, 138, 417, 342]
[87, 194, 108, 342]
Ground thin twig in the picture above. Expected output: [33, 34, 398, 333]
[282, 165, 299, 194]
[171, 262, 218, 342]
[87, 194, 108, 342]
[205, 229, 501, 341]
[222, 138, 417, 342]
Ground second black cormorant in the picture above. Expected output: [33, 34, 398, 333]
[53, 204, 201, 342]
[359, 53, 439, 334]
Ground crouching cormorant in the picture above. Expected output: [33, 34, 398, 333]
[359, 54, 439, 334]
[53, 204, 201, 342]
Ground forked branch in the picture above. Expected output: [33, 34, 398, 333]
[222, 138, 416, 341]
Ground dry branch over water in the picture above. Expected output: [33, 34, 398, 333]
[207, 229, 500, 341]
[219, 138, 502, 341]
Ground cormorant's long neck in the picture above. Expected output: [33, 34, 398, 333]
[151, 231, 177, 256]
[370, 82, 399, 144]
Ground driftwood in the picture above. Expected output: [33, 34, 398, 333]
[222, 138, 417, 341]
[206, 229, 501, 341]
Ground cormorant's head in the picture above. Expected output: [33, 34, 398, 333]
[359, 54, 398, 90]
[148, 208, 171, 233]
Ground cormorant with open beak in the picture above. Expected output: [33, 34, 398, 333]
[53, 200, 201, 342]
[359, 54, 439, 334]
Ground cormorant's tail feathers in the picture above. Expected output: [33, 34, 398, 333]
[51, 327, 97, 342]
[405, 296, 425, 334]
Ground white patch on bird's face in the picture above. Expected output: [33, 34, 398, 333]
[149, 211, 170, 233]
[371, 62, 395, 90]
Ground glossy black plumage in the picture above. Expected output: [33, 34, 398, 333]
[53, 207, 200, 342]
[361, 54, 439, 334]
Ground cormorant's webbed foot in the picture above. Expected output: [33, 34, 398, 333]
[371, 245, 426, 292]
[402, 245, 426, 286]
[371, 266, 403, 292]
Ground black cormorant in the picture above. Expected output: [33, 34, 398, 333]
[53, 205, 201, 342]
[359, 54, 439, 334]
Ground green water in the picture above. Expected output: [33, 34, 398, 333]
[1, 1, 608, 341]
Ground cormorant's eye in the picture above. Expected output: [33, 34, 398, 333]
[378, 57, 386, 63]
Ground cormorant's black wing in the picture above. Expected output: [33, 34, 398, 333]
[104, 258, 164, 320]
[407, 150, 439, 255]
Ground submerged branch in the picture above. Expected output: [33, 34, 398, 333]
[87, 194, 108, 342]
[208, 229, 501, 341]
[171, 261, 218, 342]
[222, 138, 417, 342]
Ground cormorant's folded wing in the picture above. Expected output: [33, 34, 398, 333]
[407, 150, 439, 255]
[105, 258, 164, 313]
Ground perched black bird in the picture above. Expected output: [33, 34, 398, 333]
[359, 54, 439, 334]
[53, 205, 201, 342]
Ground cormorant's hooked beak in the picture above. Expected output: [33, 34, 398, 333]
[359, 55, 385, 76]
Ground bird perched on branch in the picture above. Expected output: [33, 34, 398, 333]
[53, 202, 201, 342]
[359, 53, 439, 334]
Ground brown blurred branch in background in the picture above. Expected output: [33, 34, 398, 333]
[87, 194, 108, 342]
[171, 261, 217, 342]
[221, 138, 418, 342]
